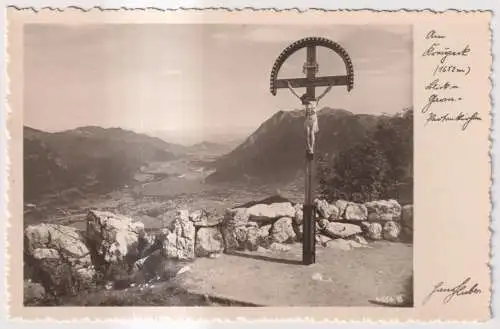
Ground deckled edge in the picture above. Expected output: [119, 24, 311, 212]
[3, 2, 12, 323]
[2, 5, 495, 325]
[3, 6, 497, 13]
[487, 5, 496, 322]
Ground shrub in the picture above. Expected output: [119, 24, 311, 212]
[317, 108, 413, 203]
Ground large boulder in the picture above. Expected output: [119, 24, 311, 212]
[271, 217, 296, 243]
[365, 222, 383, 240]
[322, 222, 362, 239]
[314, 199, 339, 221]
[195, 227, 224, 257]
[244, 202, 296, 223]
[334, 200, 349, 215]
[245, 227, 261, 251]
[259, 224, 272, 239]
[221, 209, 248, 251]
[383, 221, 401, 241]
[293, 203, 303, 225]
[25, 223, 91, 262]
[365, 200, 402, 221]
[24, 223, 96, 296]
[86, 210, 147, 265]
[162, 210, 196, 260]
[317, 218, 330, 230]
[344, 203, 368, 221]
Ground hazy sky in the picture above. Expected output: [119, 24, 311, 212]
[24, 24, 412, 140]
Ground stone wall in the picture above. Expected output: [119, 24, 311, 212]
[220, 198, 413, 252]
[24, 197, 413, 299]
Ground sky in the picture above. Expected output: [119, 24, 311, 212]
[24, 24, 412, 143]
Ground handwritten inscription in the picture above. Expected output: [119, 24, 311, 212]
[422, 42, 471, 64]
[423, 277, 482, 305]
[421, 30, 481, 130]
[421, 94, 462, 114]
[426, 111, 482, 131]
[425, 30, 446, 39]
[425, 78, 459, 91]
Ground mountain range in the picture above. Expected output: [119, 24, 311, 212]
[206, 107, 384, 183]
[24, 126, 182, 202]
[24, 107, 409, 202]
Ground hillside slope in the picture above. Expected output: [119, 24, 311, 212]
[207, 107, 382, 183]
[24, 126, 183, 202]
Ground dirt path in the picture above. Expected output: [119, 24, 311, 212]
[175, 241, 413, 307]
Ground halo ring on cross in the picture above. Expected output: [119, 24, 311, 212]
[269, 36, 354, 96]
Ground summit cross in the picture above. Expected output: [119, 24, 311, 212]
[270, 37, 355, 265]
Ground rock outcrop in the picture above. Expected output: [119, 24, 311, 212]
[383, 221, 401, 241]
[86, 210, 148, 265]
[314, 199, 339, 221]
[323, 222, 362, 239]
[365, 200, 402, 221]
[194, 227, 224, 257]
[244, 202, 296, 223]
[293, 203, 304, 225]
[344, 202, 368, 221]
[162, 210, 196, 260]
[24, 223, 95, 296]
[365, 222, 383, 240]
[221, 209, 250, 251]
[270, 217, 296, 243]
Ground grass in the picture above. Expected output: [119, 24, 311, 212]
[34, 280, 259, 306]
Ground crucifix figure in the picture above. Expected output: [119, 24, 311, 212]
[286, 81, 333, 155]
[270, 37, 354, 265]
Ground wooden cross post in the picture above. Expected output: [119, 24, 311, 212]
[303, 45, 318, 265]
[270, 37, 354, 265]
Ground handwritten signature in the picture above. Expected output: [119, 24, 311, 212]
[423, 277, 482, 305]
[426, 111, 482, 130]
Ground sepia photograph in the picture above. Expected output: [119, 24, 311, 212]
[22, 23, 414, 307]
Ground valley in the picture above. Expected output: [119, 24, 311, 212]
[23, 106, 412, 231]
[22, 107, 414, 307]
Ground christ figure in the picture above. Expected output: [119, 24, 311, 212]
[287, 82, 333, 155]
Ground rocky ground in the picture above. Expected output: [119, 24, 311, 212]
[23, 193, 413, 307]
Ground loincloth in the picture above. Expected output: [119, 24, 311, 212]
[304, 115, 319, 134]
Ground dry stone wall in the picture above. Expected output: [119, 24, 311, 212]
[24, 197, 413, 298]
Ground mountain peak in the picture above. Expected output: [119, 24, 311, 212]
[207, 107, 379, 184]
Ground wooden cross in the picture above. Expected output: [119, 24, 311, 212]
[270, 37, 354, 265]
